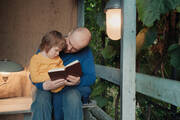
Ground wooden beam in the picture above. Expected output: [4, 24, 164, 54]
[84, 109, 97, 120]
[136, 73, 180, 107]
[120, 0, 136, 119]
[89, 106, 113, 120]
[95, 64, 120, 85]
[95, 64, 180, 107]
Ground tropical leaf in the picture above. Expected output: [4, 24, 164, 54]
[137, 0, 180, 27]
[136, 28, 148, 54]
[90, 81, 107, 98]
[86, 7, 93, 12]
[94, 96, 109, 108]
[176, 5, 180, 12]
[136, 27, 157, 54]
[168, 44, 180, 53]
[168, 44, 180, 70]
[144, 27, 157, 48]
[101, 45, 116, 59]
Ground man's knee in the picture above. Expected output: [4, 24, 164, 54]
[35, 90, 52, 103]
[63, 88, 82, 107]
[62, 88, 83, 120]
[77, 86, 91, 97]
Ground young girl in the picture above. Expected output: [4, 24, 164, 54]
[29, 30, 66, 93]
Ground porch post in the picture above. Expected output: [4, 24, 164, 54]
[120, 0, 136, 119]
[77, 0, 84, 27]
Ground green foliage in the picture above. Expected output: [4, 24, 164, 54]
[85, 0, 180, 119]
[176, 5, 180, 12]
[101, 45, 116, 60]
[94, 96, 109, 108]
[96, 12, 105, 28]
[137, 0, 180, 27]
[144, 27, 157, 48]
[85, 1, 118, 118]
[90, 79, 107, 98]
[168, 44, 180, 70]
[90, 79, 115, 109]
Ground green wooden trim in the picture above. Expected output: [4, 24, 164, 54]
[95, 64, 180, 107]
[84, 109, 97, 120]
[77, 0, 84, 27]
[0, 110, 31, 115]
[136, 73, 180, 107]
[120, 0, 136, 119]
[95, 64, 120, 85]
[90, 106, 113, 120]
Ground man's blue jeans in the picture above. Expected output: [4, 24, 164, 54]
[31, 86, 91, 120]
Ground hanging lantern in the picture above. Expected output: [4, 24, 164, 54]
[105, 0, 121, 40]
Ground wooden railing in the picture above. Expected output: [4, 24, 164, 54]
[95, 64, 180, 107]
[1, 64, 179, 120]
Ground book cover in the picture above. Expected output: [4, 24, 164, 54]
[48, 60, 82, 81]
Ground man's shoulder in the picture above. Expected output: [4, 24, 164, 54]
[77, 47, 94, 62]
[79, 46, 92, 55]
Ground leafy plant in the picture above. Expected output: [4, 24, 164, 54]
[168, 44, 180, 70]
[137, 0, 180, 27]
[85, 0, 180, 119]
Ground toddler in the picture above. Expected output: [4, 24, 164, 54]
[29, 30, 66, 93]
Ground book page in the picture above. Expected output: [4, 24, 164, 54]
[48, 67, 65, 72]
[65, 60, 79, 68]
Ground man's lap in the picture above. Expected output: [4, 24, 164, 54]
[53, 87, 83, 120]
[31, 86, 90, 120]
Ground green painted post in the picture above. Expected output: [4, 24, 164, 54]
[120, 0, 136, 119]
[77, 0, 84, 27]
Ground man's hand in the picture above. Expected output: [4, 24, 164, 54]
[65, 75, 80, 86]
[43, 79, 66, 91]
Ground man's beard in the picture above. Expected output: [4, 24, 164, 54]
[63, 47, 71, 53]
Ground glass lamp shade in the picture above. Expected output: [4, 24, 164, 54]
[106, 9, 121, 40]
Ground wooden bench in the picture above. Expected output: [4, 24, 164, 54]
[0, 97, 32, 120]
[0, 97, 98, 120]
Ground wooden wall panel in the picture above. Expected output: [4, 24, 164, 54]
[0, 0, 77, 66]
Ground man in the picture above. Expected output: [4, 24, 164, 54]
[31, 27, 96, 120]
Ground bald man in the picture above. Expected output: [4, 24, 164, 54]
[65, 27, 91, 53]
[31, 27, 96, 120]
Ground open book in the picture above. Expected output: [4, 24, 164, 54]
[48, 60, 82, 81]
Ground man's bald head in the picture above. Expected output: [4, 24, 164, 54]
[71, 27, 91, 46]
[65, 27, 91, 53]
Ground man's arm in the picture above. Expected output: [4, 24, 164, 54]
[33, 82, 44, 90]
